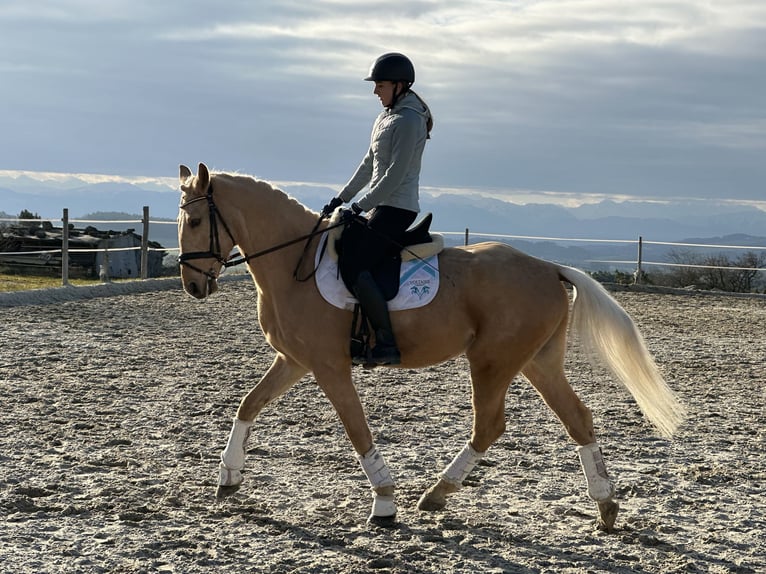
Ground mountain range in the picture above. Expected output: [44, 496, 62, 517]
[2, 173, 765, 271]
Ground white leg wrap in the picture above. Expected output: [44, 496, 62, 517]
[371, 494, 397, 518]
[220, 417, 253, 472]
[357, 445, 395, 489]
[218, 464, 243, 488]
[577, 442, 615, 501]
[441, 441, 485, 488]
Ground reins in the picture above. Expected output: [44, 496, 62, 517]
[178, 180, 444, 285]
[178, 181, 343, 280]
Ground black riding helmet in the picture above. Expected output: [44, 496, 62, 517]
[364, 52, 432, 136]
[364, 52, 415, 84]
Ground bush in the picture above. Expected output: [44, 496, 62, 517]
[653, 249, 766, 293]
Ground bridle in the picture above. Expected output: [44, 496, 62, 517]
[178, 183, 238, 280]
[178, 181, 344, 281]
[178, 181, 337, 280]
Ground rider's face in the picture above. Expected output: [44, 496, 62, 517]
[374, 81, 397, 107]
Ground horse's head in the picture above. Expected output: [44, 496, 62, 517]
[178, 162, 235, 299]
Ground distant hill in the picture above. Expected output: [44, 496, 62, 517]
[76, 211, 179, 250]
[0, 182, 179, 220]
[2, 174, 765, 270]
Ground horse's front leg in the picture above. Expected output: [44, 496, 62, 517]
[217, 353, 308, 498]
[314, 365, 398, 526]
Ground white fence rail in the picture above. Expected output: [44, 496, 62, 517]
[441, 230, 766, 283]
[2, 210, 766, 286]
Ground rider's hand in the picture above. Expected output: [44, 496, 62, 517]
[340, 207, 366, 225]
[321, 196, 343, 217]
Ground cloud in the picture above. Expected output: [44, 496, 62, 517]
[0, 0, 764, 203]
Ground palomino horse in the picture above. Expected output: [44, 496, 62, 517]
[177, 163, 685, 531]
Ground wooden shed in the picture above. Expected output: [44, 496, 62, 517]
[0, 221, 166, 278]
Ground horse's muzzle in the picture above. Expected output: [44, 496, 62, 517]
[184, 276, 219, 299]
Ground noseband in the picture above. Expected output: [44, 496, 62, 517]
[178, 183, 237, 280]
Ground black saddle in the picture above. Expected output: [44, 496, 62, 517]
[336, 213, 434, 300]
[397, 212, 434, 248]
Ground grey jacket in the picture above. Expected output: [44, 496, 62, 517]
[339, 91, 431, 213]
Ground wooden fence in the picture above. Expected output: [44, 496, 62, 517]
[0, 207, 174, 284]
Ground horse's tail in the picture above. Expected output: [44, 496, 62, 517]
[557, 265, 686, 438]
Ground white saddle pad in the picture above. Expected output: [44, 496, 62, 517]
[314, 234, 439, 311]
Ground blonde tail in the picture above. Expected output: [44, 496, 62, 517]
[558, 266, 686, 437]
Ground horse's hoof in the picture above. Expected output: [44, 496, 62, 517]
[417, 491, 446, 512]
[596, 499, 620, 532]
[367, 513, 398, 528]
[216, 483, 241, 499]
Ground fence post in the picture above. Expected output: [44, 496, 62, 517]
[635, 236, 643, 285]
[100, 241, 111, 283]
[141, 205, 149, 279]
[62, 208, 70, 286]
[464, 228, 469, 246]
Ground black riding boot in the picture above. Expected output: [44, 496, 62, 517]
[353, 271, 401, 365]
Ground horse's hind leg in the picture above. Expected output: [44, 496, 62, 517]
[418, 358, 513, 512]
[522, 335, 619, 531]
[217, 353, 308, 498]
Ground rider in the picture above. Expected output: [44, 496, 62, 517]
[322, 52, 433, 365]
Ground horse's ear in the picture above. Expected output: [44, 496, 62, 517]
[179, 164, 192, 184]
[197, 163, 210, 190]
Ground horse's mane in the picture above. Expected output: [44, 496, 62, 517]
[211, 171, 317, 218]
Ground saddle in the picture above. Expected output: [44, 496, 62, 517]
[327, 210, 444, 300]
[324, 209, 443, 367]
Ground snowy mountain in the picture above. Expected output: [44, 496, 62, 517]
[2, 173, 765, 270]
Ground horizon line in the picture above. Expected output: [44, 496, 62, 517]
[1, 169, 765, 212]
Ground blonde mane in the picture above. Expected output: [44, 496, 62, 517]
[211, 171, 318, 219]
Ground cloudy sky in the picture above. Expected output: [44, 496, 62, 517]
[1, 0, 764, 205]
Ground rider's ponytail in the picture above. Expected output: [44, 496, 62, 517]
[410, 90, 434, 139]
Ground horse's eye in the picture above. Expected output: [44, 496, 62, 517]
[189, 218, 202, 228]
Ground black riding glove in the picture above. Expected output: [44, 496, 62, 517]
[340, 205, 366, 225]
[321, 196, 343, 217]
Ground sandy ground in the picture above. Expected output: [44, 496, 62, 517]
[0, 278, 764, 573]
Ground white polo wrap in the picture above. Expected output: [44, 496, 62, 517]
[357, 445, 395, 489]
[218, 463, 243, 488]
[577, 442, 615, 501]
[441, 441, 485, 487]
[371, 494, 397, 518]
[220, 417, 253, 471]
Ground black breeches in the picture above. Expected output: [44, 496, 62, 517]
[339, 205, 417, 288]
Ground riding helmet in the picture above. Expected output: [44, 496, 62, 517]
[364, 53, 415, 84]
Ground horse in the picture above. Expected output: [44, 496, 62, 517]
[177, 162, 686, 531]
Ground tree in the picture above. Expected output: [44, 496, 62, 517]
[661, 249, 766, 292]
[699, 251, 766, 293]
[664, 249, 703, 288]
[18, 209, 41, 220]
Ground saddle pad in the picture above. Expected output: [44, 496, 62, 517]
[315, 234, 439, 311]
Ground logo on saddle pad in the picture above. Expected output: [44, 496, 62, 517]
[315, 235, 440, 311]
